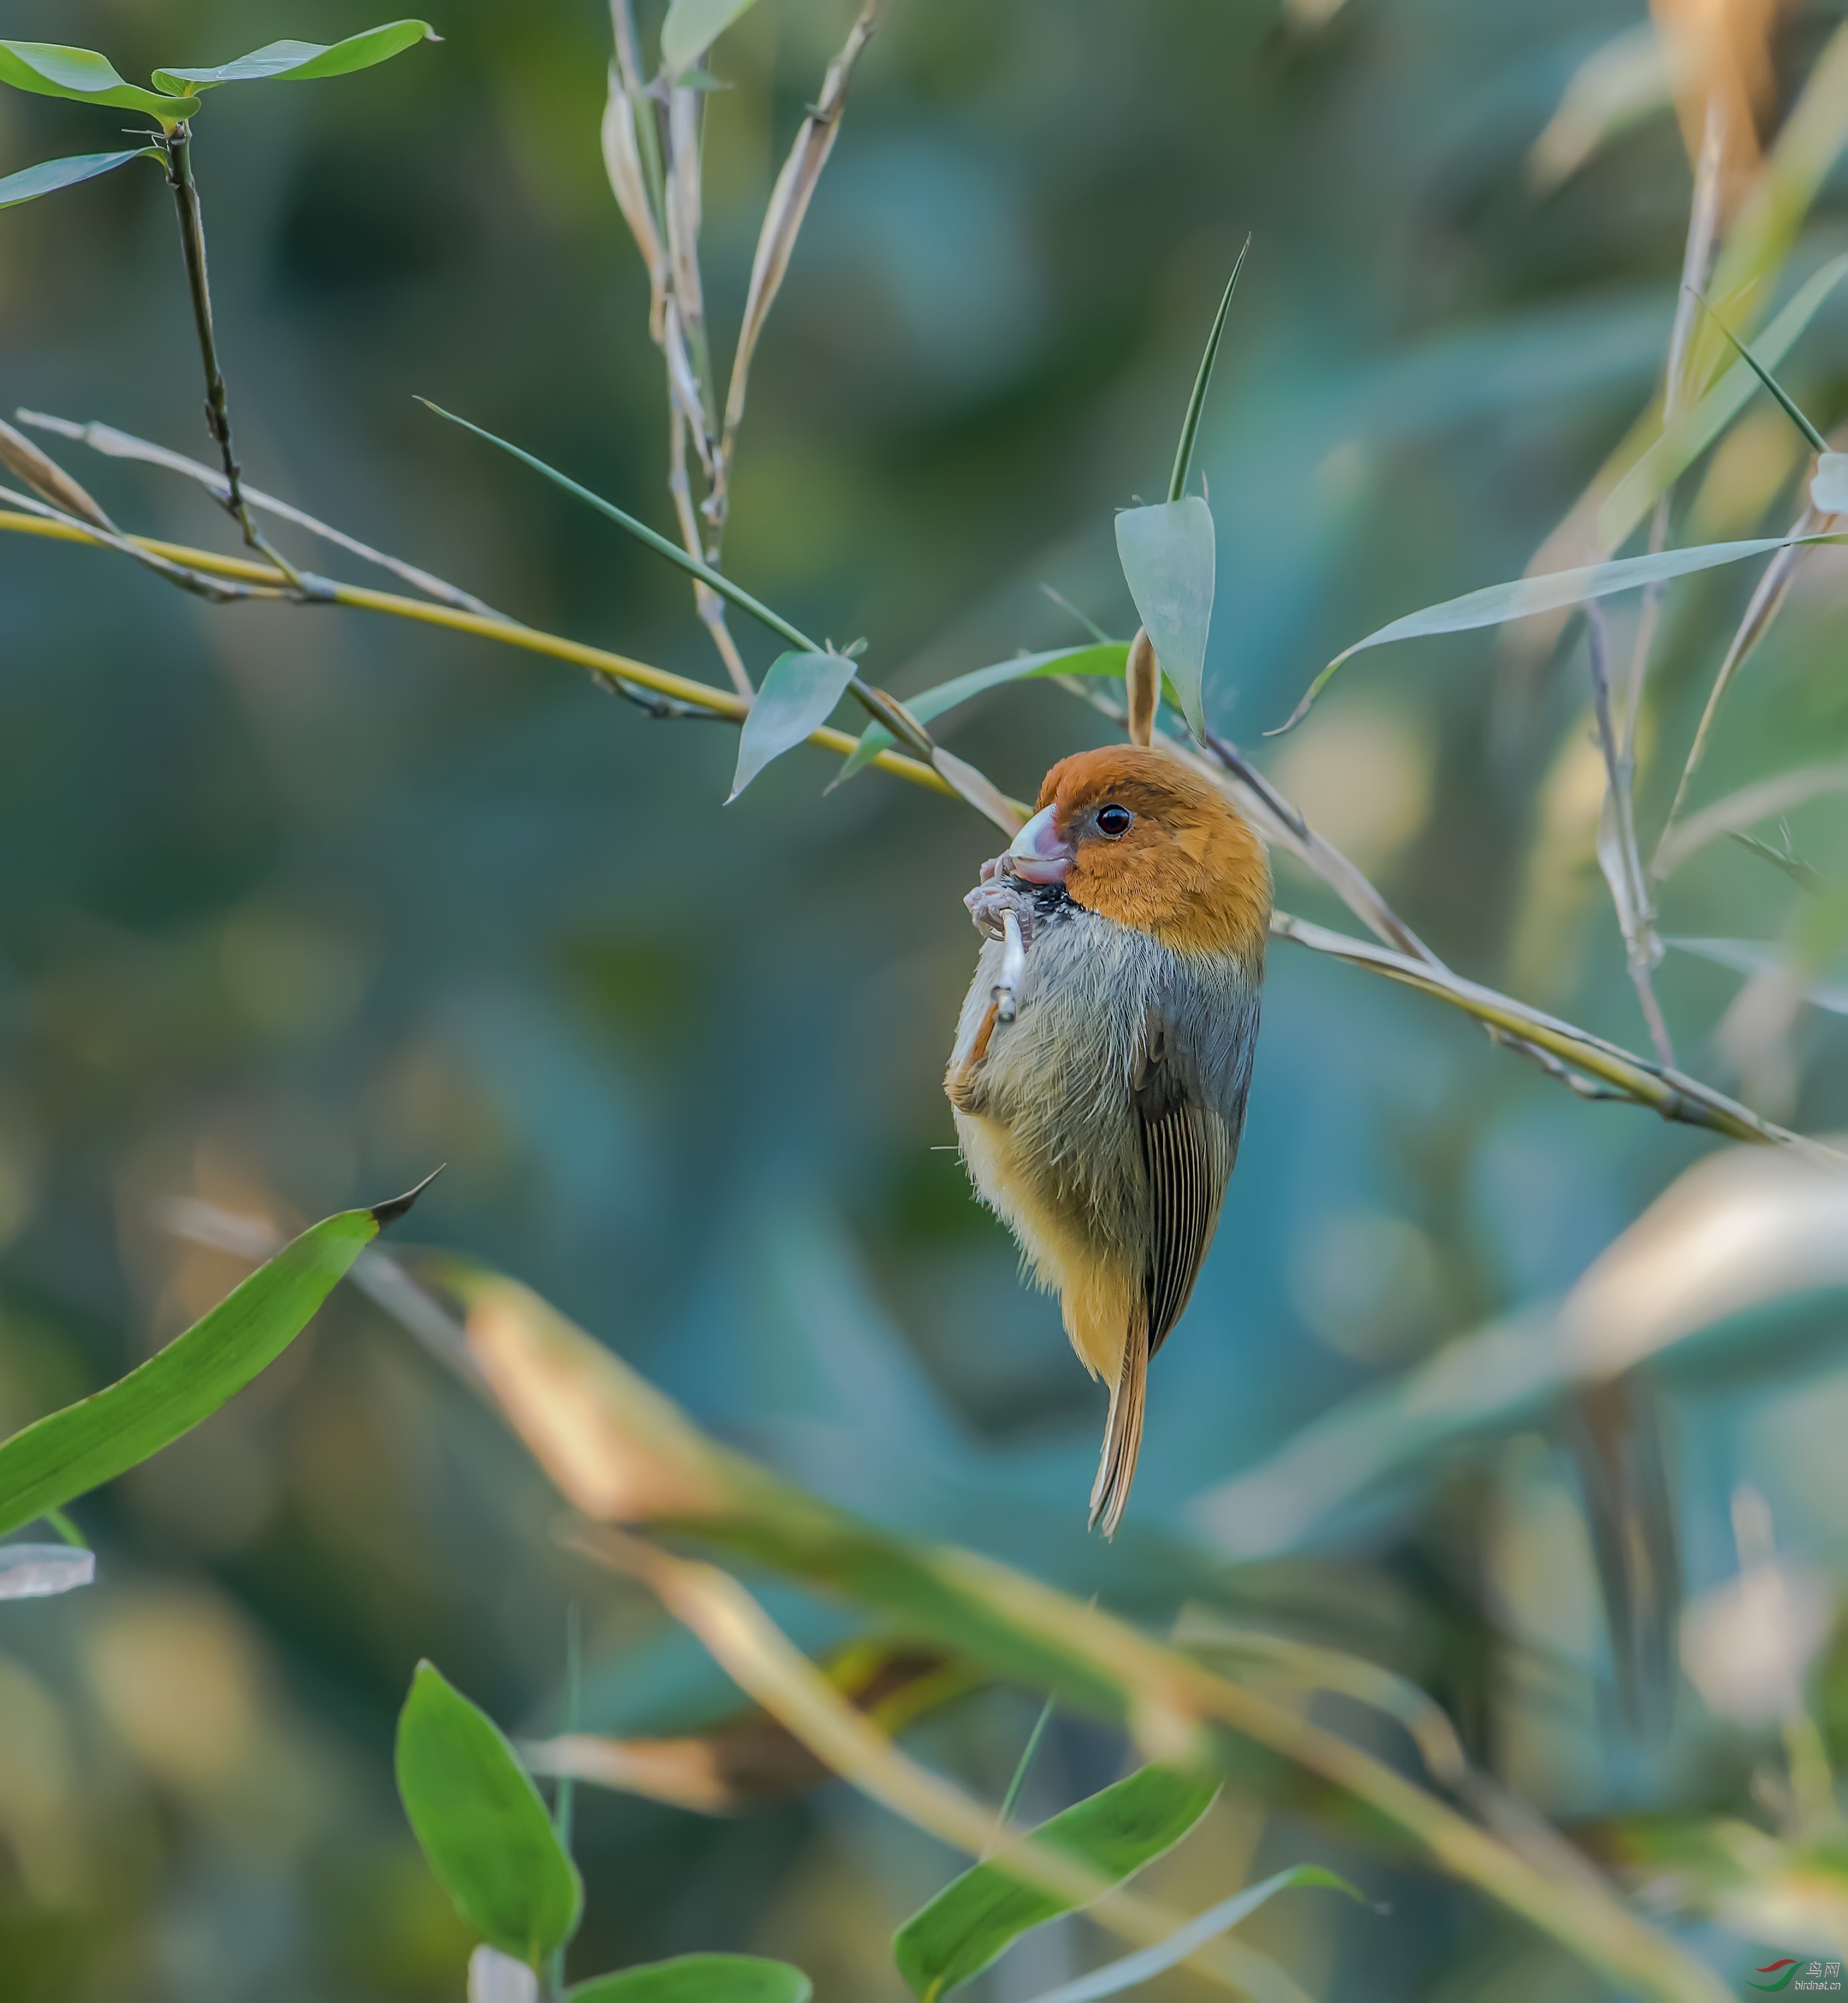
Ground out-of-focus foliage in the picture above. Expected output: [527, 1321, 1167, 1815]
[5, 0, 1848, 1998]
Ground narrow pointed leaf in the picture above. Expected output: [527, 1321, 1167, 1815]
[0, 1192, 424, 1538]
[396, 1662, 584, 1967]
[0, 148, 158, 210]
[1812, 452, 1848, 513]
[660, 0, 761, 76]
[0, 1542, 96, 1599]
[1168, 238, 1250, 503]
[1277, 533, 1846, 733]
[730, 651, 859, 799]
[154, 21, 437, 93]
[834, 644, 1130, 786]
[569, 1956, 812, 2002]
[1698, 304, 1830, 454]
[1023, 1865, 1363, 2003]
[893, 1763, 1219, 2000]
[1115, 498, 1214, 735]
[0, 42, 196, 121]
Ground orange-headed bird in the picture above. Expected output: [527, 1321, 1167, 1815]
[945, 746, 1270, 1535]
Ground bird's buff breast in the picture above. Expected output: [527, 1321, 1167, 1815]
[947, 903, 1254, 1373]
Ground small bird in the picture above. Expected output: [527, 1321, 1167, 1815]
[945, 745, 1270, 1534]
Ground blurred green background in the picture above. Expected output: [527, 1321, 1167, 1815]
[4, 0, 1848, 1996]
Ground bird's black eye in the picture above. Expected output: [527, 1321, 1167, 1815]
[1096, 803, 1133, 837]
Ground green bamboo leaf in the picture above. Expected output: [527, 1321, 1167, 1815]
[1275, 531, 1846, 734]
[153, 21, 437, 94]
[1696, 300, 1830, 455]
[396, 1662, 584, 1967]
[0, 1542, 96, 1599]
[1115, 498, 1214, 736]
[833, 643, 1130, 787]
[0, 1183, 431, 1538]
[1599, 252, 1848, 551]
[660, 0, 761, 77]
[1021, 1865, 1363, 2003]
[893, 1764, 1220, 2002]
[1168, 237, 1250, 504]
[0, 42, 197, 123]
[569, 1956, 813, 2002]
[0, 148, 160, 210]
[730, 650, 859, 800]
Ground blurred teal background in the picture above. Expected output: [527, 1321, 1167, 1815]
[4, 0, 1848, 1996]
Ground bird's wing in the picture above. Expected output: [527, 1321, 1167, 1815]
[1132, 1000, 1243, 1355]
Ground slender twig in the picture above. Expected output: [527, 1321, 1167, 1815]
[158, 126, 326, 602]
[6, 503, 1831, 1151]
[1586, 606, 1674, 1065]
[0, 484, 284, 604]
[17, 410, 502, 619]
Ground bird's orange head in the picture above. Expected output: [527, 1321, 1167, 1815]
[1005, 744, 1270, 960]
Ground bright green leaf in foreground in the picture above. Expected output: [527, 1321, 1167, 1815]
[0, 148, 159, 211]
[1276, 531, 1846, 733]
[1168, 238, 1249, 505]
[569, 1954, 813, 2002]
[396, 1662, 584, 1968]
[0, 41, 198, 122]
[1022, 1864, 1363, 2003]
[834, 643, 1130, 785]
[660, 0, 761, 77]
[893, 1763, 1220, 2001]
[0, 1190, 423, 1538]
[730, 650, 859, 800]
[153, 21, 437, 94]
[1115, 497, 1214, 736]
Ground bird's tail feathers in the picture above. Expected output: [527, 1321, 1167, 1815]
[1088, 1315, 1148, 1538]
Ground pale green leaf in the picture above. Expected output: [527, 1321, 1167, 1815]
[1813, 451, 1848, 513]
[893, 1764, 1219, 2001]
[1668, 936, 1848, 1014]
[1278, 532, 1844, 732]
[730, 650, 858, 800]
[0, 41, 196, 122]
[833, 643, 1130, 787]
[396, 1662, 584, 1966]
[0, 1192, 429, 1537]
[660, 0, 760, 76]
[154, 21, 437, 93]
[1115, 498, 1214, 736]
[0, 148, 158, 210]
[569, 1956, 813, 2002]
[1023, 1865, 1363, 2003]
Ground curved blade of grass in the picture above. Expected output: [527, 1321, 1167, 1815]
[1598, 253, 1848, 551]
[833, 643, 1130, 786]
[661, 0, 761, 76]
[1168, 237, 1250, 503]
[1695, 297, 1830, 454]
[893, 1764, 1220, 2000]
[418, 400, 819, 656]
[569, 1956, 812, 2003]
[1116, 498, 1214, 735]
[154, 21, 437, 93]
[0, 1542, 96, 1598]
[730, 650, 858, 799]
[396, 1661, 584, 1967]
[0, 1180, 431, 1538]
[0, 147, 158, 210]
[0, 41, 196, 122]
[1023, 1865, 1364, 2003]
[1275, 532, 1846, 733]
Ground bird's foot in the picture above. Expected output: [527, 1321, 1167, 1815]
[965, 867, 1036, 944]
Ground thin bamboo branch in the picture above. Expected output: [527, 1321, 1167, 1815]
[3, 504, 1827, 1150]
[0, 485, 284, 604]
[159, 127, 324, 601]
